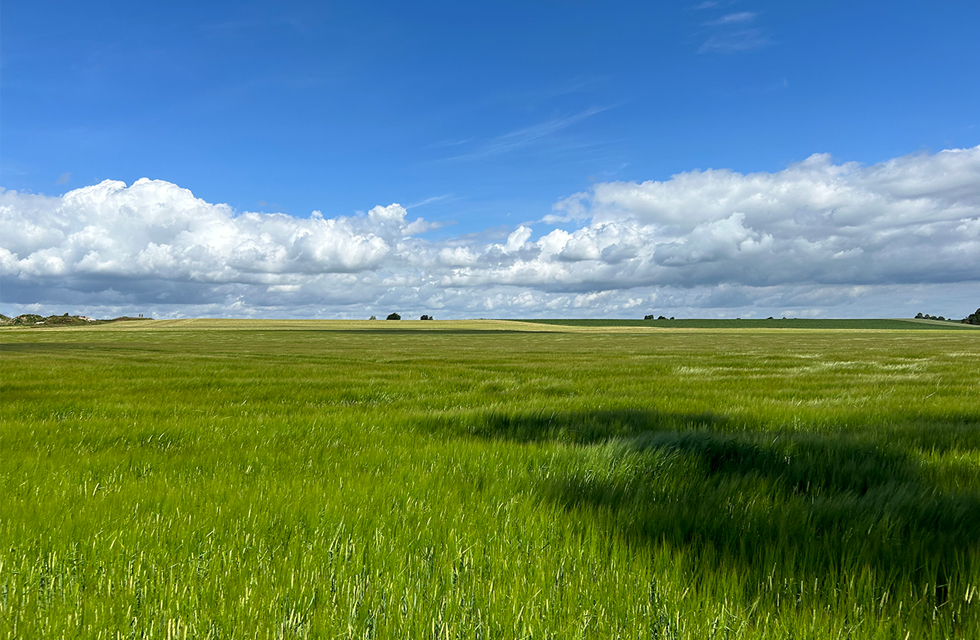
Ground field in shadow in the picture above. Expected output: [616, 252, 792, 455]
[0, 342, 89, 352]
[427, 409, 980, 607]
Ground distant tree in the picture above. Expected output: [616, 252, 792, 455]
[658, 315, 667, 320]
[386, 313, 401, 320]
[369, 315, 377, 320]
[420, 315, 433, 320]
[917, 309, 980, 324]
[644, 314, 655, 320]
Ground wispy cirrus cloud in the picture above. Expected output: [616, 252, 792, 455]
[699, 29, 771, 54]
[440, 106, 611, 161]
[406, 194, 454, 209]
[705, 11, 756, 26]
[697, 5, 770, 54]
[428, 137, 475, 149]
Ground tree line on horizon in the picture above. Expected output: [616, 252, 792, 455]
[916, 308, 980, 325]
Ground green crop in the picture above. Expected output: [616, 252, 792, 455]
[1, 320, 978, 638]
[514, 317, 980, 329]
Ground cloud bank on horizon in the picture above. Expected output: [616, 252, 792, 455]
[2, 146, 978, 320]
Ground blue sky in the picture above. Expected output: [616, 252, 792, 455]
[2, 1, 979, 319]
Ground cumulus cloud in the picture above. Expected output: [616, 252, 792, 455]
[575, 147, 980, 288]
[2, 147, 978, 319]
[0, 178, 420, 281]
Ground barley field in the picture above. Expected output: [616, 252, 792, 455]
[1, 320, 979, 639]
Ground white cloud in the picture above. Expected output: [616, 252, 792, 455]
[697, 4, 769, 54]
[2, 147, 979, 320]
[575, 147, 980, 289]
[442, 106, 610, 161]
[0, 178, 419, 283]
[501, 226, 533, 253]
[705, 12, 756, 26]
[438, 246, 479, 267]
[367, 203, 407, 224]
[698, 28, 770, 54]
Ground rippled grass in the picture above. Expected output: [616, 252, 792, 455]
[1, 321, 978, 638]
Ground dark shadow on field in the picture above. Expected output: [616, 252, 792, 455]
[0, 342, 88, 352]
[427, 409, 980, 604]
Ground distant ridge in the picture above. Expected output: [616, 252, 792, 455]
[0, 314, 152, 327]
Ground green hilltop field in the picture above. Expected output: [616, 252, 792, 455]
[1, 320, 979, 638]
[513, 317, 980, 329]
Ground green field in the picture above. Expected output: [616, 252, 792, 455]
[513, 317, 980, 330]
[2, 320, 979, 638]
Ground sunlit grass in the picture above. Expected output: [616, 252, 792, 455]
[1, 321, 978, 638]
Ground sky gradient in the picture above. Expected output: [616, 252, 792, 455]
[2, 1, 978, 319]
